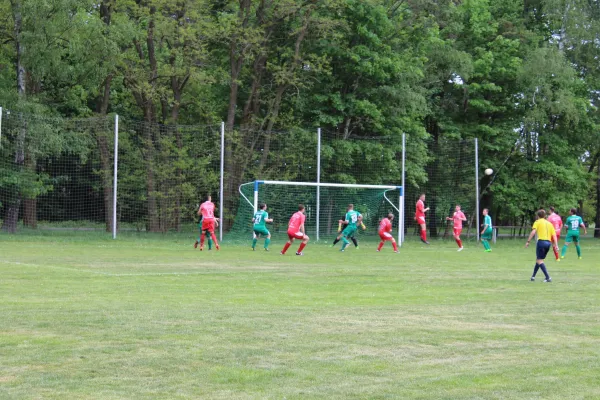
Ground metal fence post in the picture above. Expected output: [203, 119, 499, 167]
[219, 121, 225, 242]
[475, 138, 480, 242]
[112, 115, 119, 239]
[316, 128, 321, 241]
[401, 133, 406, 244]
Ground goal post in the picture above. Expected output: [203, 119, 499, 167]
[235, 180, 404, 246]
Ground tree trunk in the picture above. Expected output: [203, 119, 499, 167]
[22, 155, 37, 228]
[145, 13, 160, 232]
[23, 198, 37, 228]
[93, 0, 115, 233]
[2, 0, 26, 233]
[144, 116, 160, 232]
[96, 74, 114, 232]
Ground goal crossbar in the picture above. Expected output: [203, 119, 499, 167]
[239, 180, 404, 246]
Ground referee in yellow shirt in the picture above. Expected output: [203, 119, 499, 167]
[525, 209, 557, 282]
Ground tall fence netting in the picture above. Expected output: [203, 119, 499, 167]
[0, 109, 479, 241]
[0, 110, 114, 233]
[404, 138, 478, 241]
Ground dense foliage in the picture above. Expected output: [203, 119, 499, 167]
[0, 0, 598, 235]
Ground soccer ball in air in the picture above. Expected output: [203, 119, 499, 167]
[484, 168, 494, 176]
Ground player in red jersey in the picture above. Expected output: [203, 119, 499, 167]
[197, 195, 220, 251]
[415, 194, 430, 244]
[547, 206, 563, 261]
[377, 213, 398, 253]
[446, 205, 467, 251]
[281, 204, 309, 255]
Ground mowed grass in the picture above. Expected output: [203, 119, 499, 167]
[1, 233, 599, 399]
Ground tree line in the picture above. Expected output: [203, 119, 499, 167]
[0, 0, 598, 236]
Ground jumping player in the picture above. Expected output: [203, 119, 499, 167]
[547, 206, 563, 261]
[561, 208, 587, 259]
[252, 203, 273, 251]
[377, 213, 398, 253]
[480, 208, 493, 252]
[526, 209, 556, 282]
[446, 205, 467, 251]
[332, 204, 363, 252]
[281, 204, 309, 256]
[415, 194, 430, 244]
[198, 195, 220, 251]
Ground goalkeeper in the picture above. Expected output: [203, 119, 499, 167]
[331, 204, 363, 251]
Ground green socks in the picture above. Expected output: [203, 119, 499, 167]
[341, 237, 349, 250]
[482, 240, 490, 250]
[252, 238, 270, 250]
[561, 245, 582, 257]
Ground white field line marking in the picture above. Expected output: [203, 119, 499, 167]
[0, 260, 229, 277]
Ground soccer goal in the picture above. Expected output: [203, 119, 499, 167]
[233, 180, 404, 245]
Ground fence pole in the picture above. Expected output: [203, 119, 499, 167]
[401, 133, 406, 244]
[316, 128, 321, 241]
[112, 115, 119, 239]
[475, 138, 480, 242]
[0, 107, 3, 148]
[219, 121, 225, 242]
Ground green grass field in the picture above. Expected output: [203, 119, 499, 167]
[1, 233, 599, 399]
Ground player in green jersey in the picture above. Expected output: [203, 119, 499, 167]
[331, 204, 363, 252]
[252, 203, 274, 251]
[194, 216, 215, 250]
[561, 208, 587, 259]
[480, 208, 493, 252]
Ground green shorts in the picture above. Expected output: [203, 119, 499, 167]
[481, 228, 493, 240]
[565, 232, 580, 243]
[342, 226, 357, 238]
[253, 227, 270, 237]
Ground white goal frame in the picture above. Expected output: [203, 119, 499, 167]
[239, 180, 404, 246]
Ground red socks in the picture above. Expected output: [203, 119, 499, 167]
[210, 232, 219, 248]
[281, 242, 291, 254]
[200, 233, 206, 247]
[553, 246, 559, 260]
[378, 241, 398, 251]
[420, 230, 427, 241]
[297, 242, 307, 253]
[456, 238, 462, 248]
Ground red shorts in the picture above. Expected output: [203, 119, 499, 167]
[379, 231, 394, 241]
[287, 230, 305, 240]
[415, 215, 425, 224]
[453, 228, 462, 237]
[202, 219, 216, 233]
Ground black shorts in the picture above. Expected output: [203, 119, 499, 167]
[536, 240, 551, 260]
